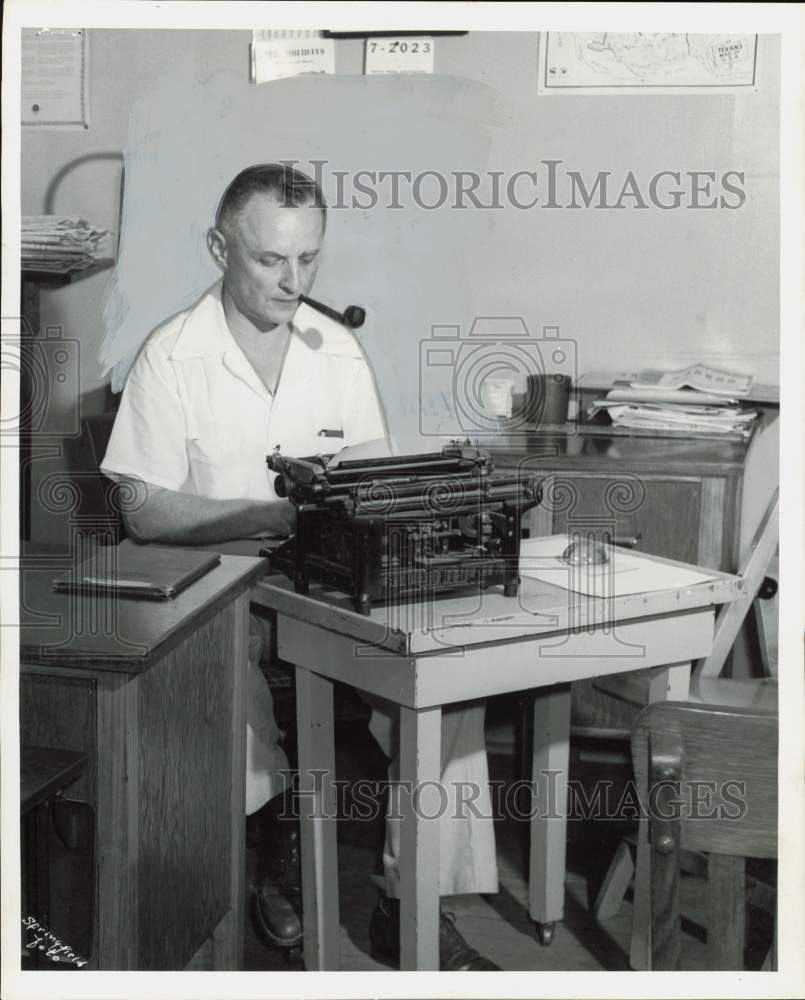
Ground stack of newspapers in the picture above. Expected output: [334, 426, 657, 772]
[588, 365, 758, 437]
[22, 216, 110, 274]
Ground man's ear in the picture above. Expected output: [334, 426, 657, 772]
[207, 227, 227, 271]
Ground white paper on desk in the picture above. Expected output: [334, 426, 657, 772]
[519, 534, 719, 597]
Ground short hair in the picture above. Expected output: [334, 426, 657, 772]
[214, 163, 327, 234]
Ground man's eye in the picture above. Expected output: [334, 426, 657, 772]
[301, 254, 319, 265]
[260, 257, 282, 267]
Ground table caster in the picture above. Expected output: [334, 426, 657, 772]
[536, 921, 555, 946]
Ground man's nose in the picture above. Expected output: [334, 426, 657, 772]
[280, 259, 301, 294]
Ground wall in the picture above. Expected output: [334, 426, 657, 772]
[21, 30, 780, 545]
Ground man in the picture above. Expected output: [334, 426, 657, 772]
[101, 164, 500, 971]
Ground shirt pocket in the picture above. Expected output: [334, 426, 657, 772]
[273, 394, 343, 457]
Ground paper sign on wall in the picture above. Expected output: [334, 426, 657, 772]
[364, 37, 435, 75]
[251, 31, 334, 83]
[22, 28, 89, 129]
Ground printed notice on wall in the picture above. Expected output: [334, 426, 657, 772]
[364, 37, 435, 75]
[251, 31, 334, 83]
[22, 28, 89, 129]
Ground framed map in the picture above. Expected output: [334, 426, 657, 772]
[538, 33, 758, 94]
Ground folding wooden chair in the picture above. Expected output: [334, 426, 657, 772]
[631, 700, 778, 970]
[691, 488, 779, 688]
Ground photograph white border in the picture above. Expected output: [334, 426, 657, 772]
[2, 4, 803, 1000]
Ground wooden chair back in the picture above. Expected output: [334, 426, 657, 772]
[631, 699, 777, 969]
[80, 413, 127, 541]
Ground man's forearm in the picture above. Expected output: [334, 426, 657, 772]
[123, 483, 295, 545]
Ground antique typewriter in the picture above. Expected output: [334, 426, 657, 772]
[264, 442, 542, 614]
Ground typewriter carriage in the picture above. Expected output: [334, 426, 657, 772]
[266, 443, 541, 615]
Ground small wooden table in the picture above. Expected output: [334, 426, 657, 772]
[19, 552, 266, 970]
[253, 549, 742, 970]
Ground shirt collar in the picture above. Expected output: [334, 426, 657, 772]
[168, 280, 232, 360]
[168, 280, 314, 403]
[168, 281, 326, 361]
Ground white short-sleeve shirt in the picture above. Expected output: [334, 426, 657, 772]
[101, 281, 390, 501]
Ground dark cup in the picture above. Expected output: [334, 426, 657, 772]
[524, 374, 571, 426]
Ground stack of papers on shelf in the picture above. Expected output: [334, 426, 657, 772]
[630, 364, 753, 397]
[22, 216, 110, 273]
[588, 364, 758, 437]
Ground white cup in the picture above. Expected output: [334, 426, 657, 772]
[482, 377, 514, 418]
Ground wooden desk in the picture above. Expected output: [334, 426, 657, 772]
[253, 552, 742, 970]
[19, 553, 266, 970]
[487, 412, 778, 573]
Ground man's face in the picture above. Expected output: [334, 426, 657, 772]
[217, 193, 325, 331]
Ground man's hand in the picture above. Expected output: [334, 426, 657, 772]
[265, 500, 296, 537]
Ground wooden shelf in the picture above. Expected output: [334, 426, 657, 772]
[22, 257, 115, 286]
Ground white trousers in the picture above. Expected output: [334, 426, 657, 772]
[245, 614, 499, 897]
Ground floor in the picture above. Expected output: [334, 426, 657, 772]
[27, 692, 774, 973]
[242, 716, 775, 973]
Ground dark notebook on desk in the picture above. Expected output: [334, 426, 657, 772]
[52, 543, 221, 600]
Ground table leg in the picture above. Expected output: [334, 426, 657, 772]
[629, 661, 691, 971]
[399, 705, 442, 971]
[295, 667, 339, 970]
[528, 683, 571, 943]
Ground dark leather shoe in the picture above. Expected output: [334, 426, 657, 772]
[253, 879, 302, 948]
[252, 805, 303, 949]
[368, 897, 501, 971]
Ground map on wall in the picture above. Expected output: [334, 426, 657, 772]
[539, 33, 758, 93]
